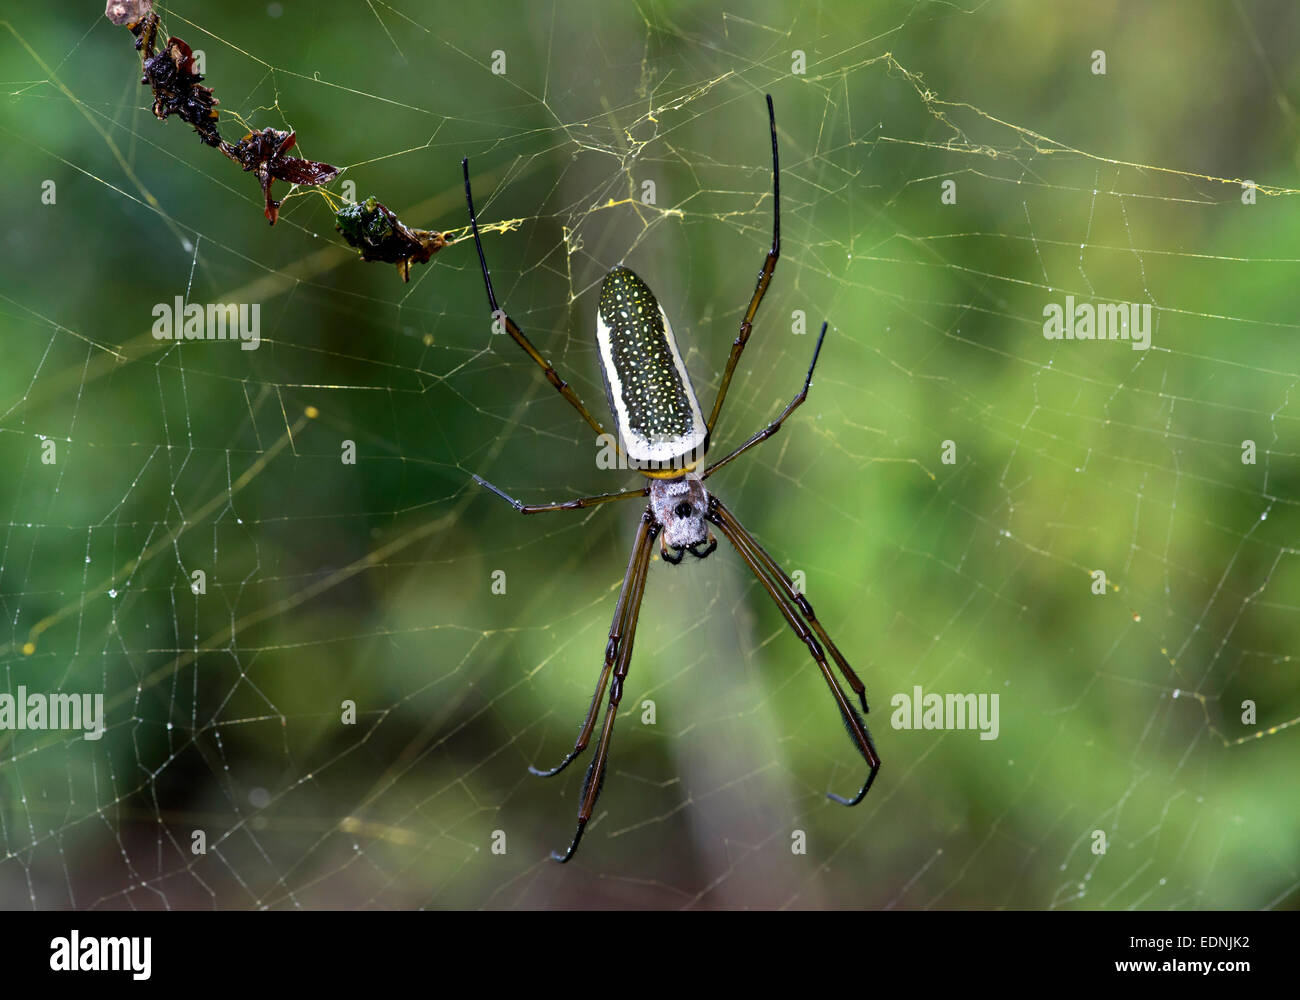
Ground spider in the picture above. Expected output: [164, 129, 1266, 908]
[463, 95, 879, 863]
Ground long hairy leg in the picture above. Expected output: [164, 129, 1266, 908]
[708, 502, 880, 806]
[705, 94, 781, 441]
[550, 519, 659, 863]
[463, 157, 610, 440]
[529, 512, 654, 778]
[708, 495, 869, 712]
[473, 475, 647, 515]
[703, 321, 827, 482]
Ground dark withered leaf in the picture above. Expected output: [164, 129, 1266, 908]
[229, 128, 340, 224]
[134, 15, 222, 148]
[119, 13, 441, 251]
[335, 196, 448, 281]
[274, 158, 340, 186]
[228, 127, 283, 167]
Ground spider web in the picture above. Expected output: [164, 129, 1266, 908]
[1, 0, 1298, 909]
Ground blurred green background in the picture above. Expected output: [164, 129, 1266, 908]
[0, 0, 1297, 908]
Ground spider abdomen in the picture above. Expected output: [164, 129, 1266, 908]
[596, 266, 707, 475]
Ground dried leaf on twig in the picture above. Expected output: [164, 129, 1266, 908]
[335, 197, 448, 281]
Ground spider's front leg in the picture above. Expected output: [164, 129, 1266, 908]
[709, 491, 870, 713]
[527, 511, 653, 783]
[548, 515, 659, 863]
[707, 497, 881, 807]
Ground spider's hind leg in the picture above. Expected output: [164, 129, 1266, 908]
[462, 158, 611, 441]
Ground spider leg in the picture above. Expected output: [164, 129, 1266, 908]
[552, 517, 659, 862]
[707, 499, 880, 807]
[704, 320, 827, 482]
[705, 93, 781, 441]
[709, 496, 869, 713]
[463, 158, 611, 441]
[473, 474, 646, 514]
[529, 511, 653, 779]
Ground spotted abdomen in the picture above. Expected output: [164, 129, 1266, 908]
[596, 266, 707, 473]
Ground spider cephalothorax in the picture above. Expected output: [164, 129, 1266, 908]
[648, 476, 715, 562]
[465, 94, 880, 863]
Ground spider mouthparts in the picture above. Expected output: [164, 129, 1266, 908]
[660, 539, 685, 564]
